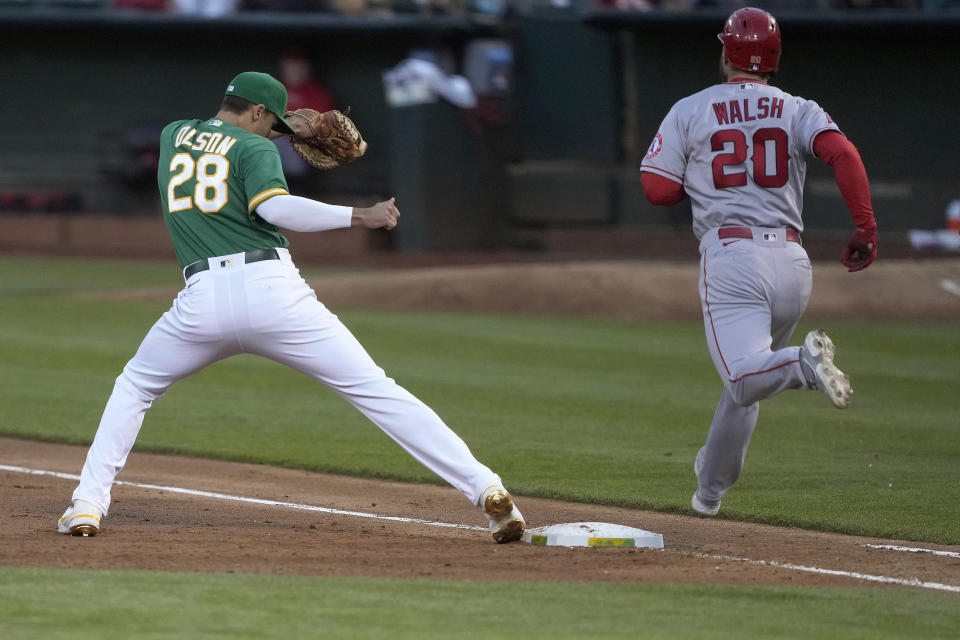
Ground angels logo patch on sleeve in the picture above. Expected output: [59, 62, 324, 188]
[645, 132, 663, 159]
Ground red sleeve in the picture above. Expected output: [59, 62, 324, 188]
[813, 130, 876, 231]
[641, 171, 686, 207]
[305, 84, 335, 113]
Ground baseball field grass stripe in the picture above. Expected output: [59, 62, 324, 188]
[2, 568, 959, 639]
[0, 464, 486, 532]
[864, 544, 960, 559]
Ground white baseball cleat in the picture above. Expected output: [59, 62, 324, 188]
[57, 500, 102, 537]
[478, 485, 525, 543]
[691, 492, 720, 517]
[800, 329, 853, 409]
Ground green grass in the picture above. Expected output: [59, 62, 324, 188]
[0, 567, 957, 640]
[0, 256, 958, 543]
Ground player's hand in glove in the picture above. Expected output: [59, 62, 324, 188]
[841, 226, 877, 272]
[353, 198, 400, 230]
[284, 108, 367, 170]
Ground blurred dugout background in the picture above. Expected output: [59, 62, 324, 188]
[1, 1, 958, 259]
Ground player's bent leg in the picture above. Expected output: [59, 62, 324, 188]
[700, 242, 811, 407]
[700, 286, 806, 407]
[724, 348, 807, 406]
[702, 303, 805, 407]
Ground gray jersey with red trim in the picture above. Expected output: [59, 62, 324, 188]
[641, 80, 839, 239]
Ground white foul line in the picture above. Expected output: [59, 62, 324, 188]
[940, 279, 960, 299]
[0, 464, 485, 532]
[3, 463, 958, 594]
[864, 543, 960, 559]
[695, 553, 960, 594]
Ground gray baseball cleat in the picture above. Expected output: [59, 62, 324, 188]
[799, 329, 853, 409]
[691, 492, 720, 517]
[57, 499, 102, 536]
[478, 485, 525, 543]
[692, 448, 720, 516]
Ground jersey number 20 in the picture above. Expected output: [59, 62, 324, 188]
[168, 153, 230, 213]
[711, 128, 789, 189]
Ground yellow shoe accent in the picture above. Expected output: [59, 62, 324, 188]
[59, 501, 102, 536]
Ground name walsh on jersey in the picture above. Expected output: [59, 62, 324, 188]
[173, 125, 238, 156]
[712, 97, 785, 126]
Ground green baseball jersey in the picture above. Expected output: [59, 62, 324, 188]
[157, 117, 291, 268]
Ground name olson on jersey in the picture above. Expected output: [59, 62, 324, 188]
[712, 97, 784, 126]
[174, 126, 238, 156]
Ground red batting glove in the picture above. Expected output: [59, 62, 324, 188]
[841, 227, 878, 272]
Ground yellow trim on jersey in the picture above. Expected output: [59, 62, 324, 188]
[248, 188, 289, 213]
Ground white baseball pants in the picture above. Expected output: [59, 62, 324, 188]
[695, 228, 813, 503]
[73, 249, 503, 515]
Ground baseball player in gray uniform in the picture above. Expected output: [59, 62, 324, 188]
[57, 71, 525, 542]
[641, 8, 878, 516]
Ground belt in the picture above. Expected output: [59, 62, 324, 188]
[718, 227, 801, 244]
[183, 248, 280, 280]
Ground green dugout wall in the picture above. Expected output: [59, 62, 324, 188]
[1, 9, 957, 246]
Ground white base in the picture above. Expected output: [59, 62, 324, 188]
[521, 521, 664, 548]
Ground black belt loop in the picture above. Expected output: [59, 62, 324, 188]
[183, 248, 280, 280]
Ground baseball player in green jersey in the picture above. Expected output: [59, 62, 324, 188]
[57, 71, 525, 543]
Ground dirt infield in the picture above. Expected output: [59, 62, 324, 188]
[2, 438, 959, 591]
[304, 258, 960, 320]
[78, 258, 960, 320]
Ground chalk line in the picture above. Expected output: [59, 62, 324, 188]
[939, 278, 960, 299]
[694, 553, 960, 593]
[3, 463, 958, 593]
[864, 543, 960, 559]
[0, 464, 485, 532]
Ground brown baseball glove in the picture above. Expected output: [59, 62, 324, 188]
[284, 108, 368, 170]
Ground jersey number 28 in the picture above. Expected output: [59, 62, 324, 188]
[711, 127, 789, 189]
[168, 153, 230, 214]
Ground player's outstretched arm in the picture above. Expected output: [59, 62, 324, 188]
[352, 197, 400, 230]
[256, 194, 352, 232]
[813, 131, 878, 272]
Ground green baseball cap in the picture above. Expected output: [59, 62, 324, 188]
[224, 71, 295, 134]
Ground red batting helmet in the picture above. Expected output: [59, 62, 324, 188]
[717, 8, 782, 74]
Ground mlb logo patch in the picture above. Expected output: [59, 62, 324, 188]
[219, 258, 235, 268]
[762, 232, 778, 241]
